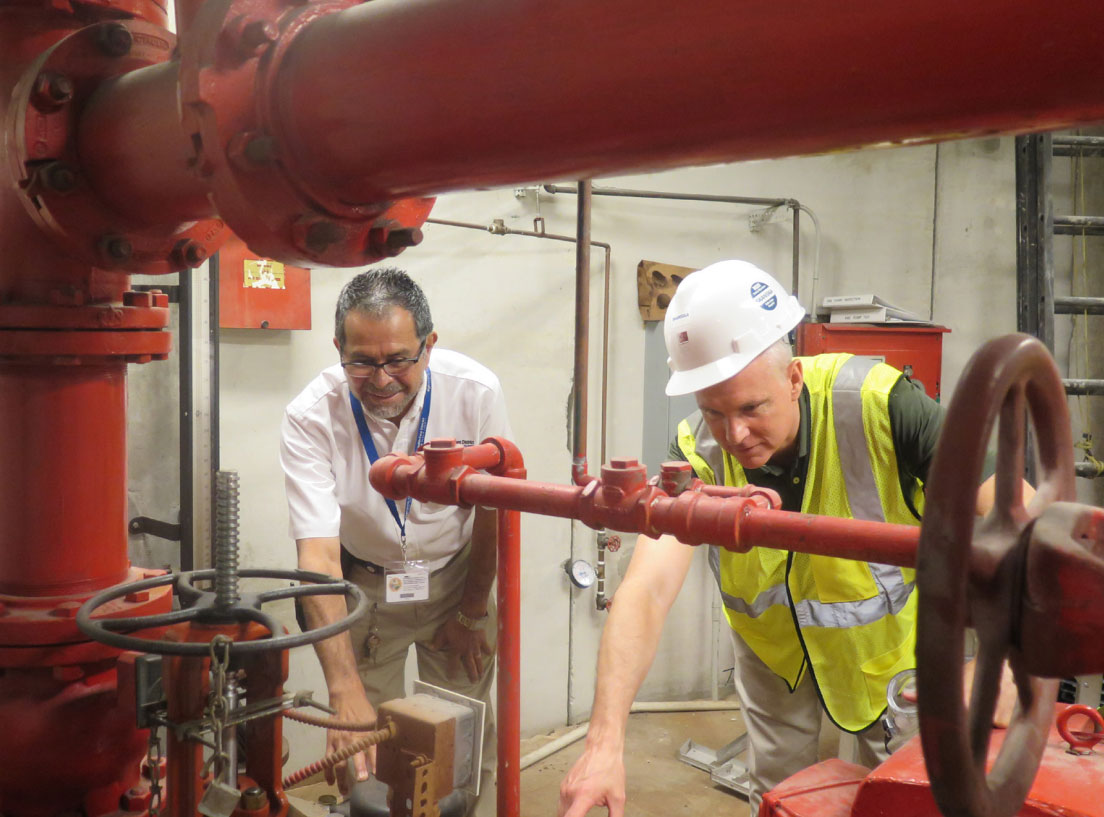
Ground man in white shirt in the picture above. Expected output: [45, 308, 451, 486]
[280, 268, 511, 815]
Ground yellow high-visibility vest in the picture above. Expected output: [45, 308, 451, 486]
[677, 354, 921, 732]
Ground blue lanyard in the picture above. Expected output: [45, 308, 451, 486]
[349, 369, 432, 547]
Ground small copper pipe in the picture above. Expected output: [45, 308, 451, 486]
[572, 180, 593, 485]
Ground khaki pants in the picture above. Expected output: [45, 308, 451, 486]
[729, 631, 887, 816]
[346, 548, 497, 817]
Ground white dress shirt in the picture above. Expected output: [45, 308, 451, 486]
[280, 348, 512, 571]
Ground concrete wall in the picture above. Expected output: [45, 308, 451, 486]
[128, 134, 1096, 772]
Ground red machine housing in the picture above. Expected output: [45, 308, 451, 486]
[761, 707, 1104, 817]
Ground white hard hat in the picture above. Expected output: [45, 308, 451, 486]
[664, 260, 805, 396]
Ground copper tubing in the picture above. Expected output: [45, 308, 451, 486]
[281, 708, 379, 732]
[572, 180, 592, 485]
[423, 218, 613, 481]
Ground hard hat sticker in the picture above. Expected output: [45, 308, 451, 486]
[750, 281, 777, 311]
[678, 331, 689, 344]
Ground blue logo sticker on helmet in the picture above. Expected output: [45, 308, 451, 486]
[749, 281, 777, 311]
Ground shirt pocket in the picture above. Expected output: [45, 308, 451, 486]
[807, 554, 880, 604]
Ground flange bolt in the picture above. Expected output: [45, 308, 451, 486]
[42, 162, 77, 193]
[100, 235, 133, 264]
[32, 72, 74, 110]
[172, 239, 209, 269]
[98, 22, 133, 57]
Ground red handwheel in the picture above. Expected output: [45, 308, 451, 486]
[917, 334, 1075, 817]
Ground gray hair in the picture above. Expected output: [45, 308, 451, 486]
[334, 268, 434, 350]
[762, 338, 794, 376]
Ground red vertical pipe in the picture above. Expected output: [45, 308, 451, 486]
[0, 364, 130, 595]
[497, 507, 521, 817]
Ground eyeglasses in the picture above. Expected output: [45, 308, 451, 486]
[341, 339, 426, 378]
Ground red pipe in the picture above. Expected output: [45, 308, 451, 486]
[78, 61, 216, 227]
[496, 505, 522, 817]
[445, 440, 526, 817]
[276, 0, 1104, 203]
[375, 445, 920, 566]
[69, 0, 1104, 231]
[0, 364, 130, 596]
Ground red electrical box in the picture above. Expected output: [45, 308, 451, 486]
[795, 322, 950, 401]
[218, 234, 312, 330]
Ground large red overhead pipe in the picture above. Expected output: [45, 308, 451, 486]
[276, 0, 1104, 201]
[68, 0, 1104, 265]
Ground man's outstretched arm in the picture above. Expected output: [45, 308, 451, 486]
[298, 536, 377, 793]
[558, 534, 697, 817]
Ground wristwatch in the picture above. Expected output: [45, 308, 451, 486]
[456, 609, 488, 630]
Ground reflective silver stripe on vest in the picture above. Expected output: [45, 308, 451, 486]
[832, 356, 885, 524]
[704, 356, 914, 630]
[793, 570, 915, 629]
[709, 546, 791, 619]
[782, 355, 912, 630]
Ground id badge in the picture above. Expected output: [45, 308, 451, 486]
[384, 561, 429, 604]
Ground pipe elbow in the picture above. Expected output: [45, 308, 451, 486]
[368, 453, 418, 500]
[482, 436, 527, 479]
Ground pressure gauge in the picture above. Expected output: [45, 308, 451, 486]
[564, 558, 597, 589]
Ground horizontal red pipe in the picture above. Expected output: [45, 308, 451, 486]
[738, 508, 919, 568]
[371, 455, 920, 566]
[276, 0, 1104, 203]
[78, 61, 216, 227]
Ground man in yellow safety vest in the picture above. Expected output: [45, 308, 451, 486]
[557, 260, 1005, 817]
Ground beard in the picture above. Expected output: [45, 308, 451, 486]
[356, 376, 420, 421]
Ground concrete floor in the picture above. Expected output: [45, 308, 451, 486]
[288, 709, 755, 817]
[520, 709, 752, 817]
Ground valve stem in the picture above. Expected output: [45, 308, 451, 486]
[214, 470, 241, 609]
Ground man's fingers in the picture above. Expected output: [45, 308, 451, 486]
[353, 750, 370, 782]
[367, 743, 379, 774]
[465, 651, 482, 683]
[560, 792, 600, 817]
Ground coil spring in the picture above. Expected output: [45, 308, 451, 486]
[214, 470, 240, 608]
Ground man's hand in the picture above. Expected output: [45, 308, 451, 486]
[430, 614, 493, 682]
[326, 687, 378, 795]
[558, 744, 627, 817]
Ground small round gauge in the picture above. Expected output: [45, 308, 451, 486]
[564, 559, 597, 589]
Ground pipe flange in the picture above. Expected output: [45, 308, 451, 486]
[7, 21, 228, 274]
[0, 567, 173, 661]
[178, 0, 434, 266]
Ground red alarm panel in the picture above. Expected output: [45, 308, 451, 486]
[795, 322, 950, 401]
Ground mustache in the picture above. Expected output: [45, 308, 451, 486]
[360, 384, 404, 398]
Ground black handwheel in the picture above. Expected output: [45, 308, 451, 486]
[917, 334, 1074, 817]
[76, 567, 368, 656]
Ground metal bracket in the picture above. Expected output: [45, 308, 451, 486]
[135, 653, 166, 729]
[129, 515, 182, 541]
[677, 733, 750, 797]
